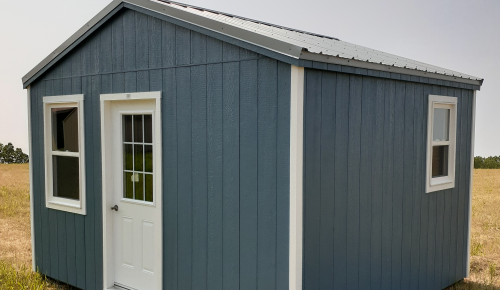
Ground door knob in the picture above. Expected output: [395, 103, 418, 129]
[111, 205, 118, 211]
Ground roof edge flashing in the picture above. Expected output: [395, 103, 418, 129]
[158, 0, 341, 41]
[123, 0, 303, 57]
[300, 51, 483, 87]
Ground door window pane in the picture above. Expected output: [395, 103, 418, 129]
[52, 107, 79, 152]
[133, 115, 143, 143]
[134, 173, 144, 201]
[145, 174, 153, 202]
[124, 144, 133, 170]
[145, 145, 153, 173]
[433, 108, 450, 142]
[432, 145, 449, 177]
[134, 144, 143, 172]
[144, 115, 153, 143]
[123, 115, 132, 142]
[53, 156, 79, 200]
[124, 172, 134, 199]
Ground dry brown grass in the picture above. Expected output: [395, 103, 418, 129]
[0, 164, 68, 289]
[445, 169, 500, 290]
[0, 164, 499, 289]
[0, 163, 31, 267]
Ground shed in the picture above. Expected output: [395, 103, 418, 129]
[22, 1, 483, 289]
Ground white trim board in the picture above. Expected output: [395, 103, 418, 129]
[100, 91, 163, 289]
[42, 95, 87, 215]
[27, 86, 36, 271]
[466, 91, 476, 277]
[289, 65, 304, 290]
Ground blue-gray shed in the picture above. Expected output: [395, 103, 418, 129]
[22, 0, 483, 289]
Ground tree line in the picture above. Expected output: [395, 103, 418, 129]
[0, 143, 29, 164]
[474, 156, 500, 169]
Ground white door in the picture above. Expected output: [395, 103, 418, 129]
[108, 99, 161, 290]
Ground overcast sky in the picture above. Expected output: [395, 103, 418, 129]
[1, 0, 499, 156]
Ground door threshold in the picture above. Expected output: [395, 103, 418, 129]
[108, 284, 137, 290]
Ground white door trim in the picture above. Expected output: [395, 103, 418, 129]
[100, 91, 162, 289]
[289, 65, 304, 290]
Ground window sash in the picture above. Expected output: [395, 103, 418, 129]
[426, 95, 457, 193]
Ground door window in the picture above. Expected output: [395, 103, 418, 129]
[122, 114, 154, 202]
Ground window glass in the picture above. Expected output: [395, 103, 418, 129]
[432, 145, 449, 177]
[51, 107, 79, 152]
[433, 108, 450, 142]
[145, 145, 153, 172]
[144, 115, 153, 143]
[53, 155, 80, 200]
[134, 173, 144, 201]
[145, 174, 153, 202]
[133, 115, 143, 143]
[123, 115, 132, 142]
[124, 172, 134, 199]
[123, 114, 153, 202]
[123, 144, 133, 171]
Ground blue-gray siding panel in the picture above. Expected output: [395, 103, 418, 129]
[30, 8, 290, 290]
[303, 68, 474, 290]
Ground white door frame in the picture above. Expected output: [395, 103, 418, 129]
[100, 91, 162, 290]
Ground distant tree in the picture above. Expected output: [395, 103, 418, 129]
[474, 156, 485, 169]
[474, 156, 500, 169]
[0, 142, 29, 164]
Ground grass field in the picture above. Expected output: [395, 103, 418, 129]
[0, 164, 498, 289]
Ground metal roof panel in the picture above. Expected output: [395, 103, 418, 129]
[22, 0, 483, 87]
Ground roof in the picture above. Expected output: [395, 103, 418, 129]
[22, 0, 483, 88]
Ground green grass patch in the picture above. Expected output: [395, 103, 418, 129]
[0, 260, 51, 290]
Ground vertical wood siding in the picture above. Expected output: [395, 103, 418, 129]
[303, 68, 473, 290]
[29, 8, 290, 290]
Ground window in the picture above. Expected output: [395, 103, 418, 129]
[43, 95, 86, 214]
[426, 95, 457, 193]
[122, 114, 154, 203]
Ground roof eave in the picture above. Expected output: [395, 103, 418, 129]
[300, 51, 483, 87]
[21, 0, 304, 88]
[22, 0, 483, 89]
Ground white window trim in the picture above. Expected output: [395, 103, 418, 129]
[426, 94, 458, 193]
[43, 94, 86, 215]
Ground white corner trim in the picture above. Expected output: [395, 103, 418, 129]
[100, 91, 161, 101]
[466, 90, 476, 277]
[289, 65, 304, 290]
[27, 86, 36, 272]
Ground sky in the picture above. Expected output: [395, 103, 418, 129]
[1, 0, 499, 156]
